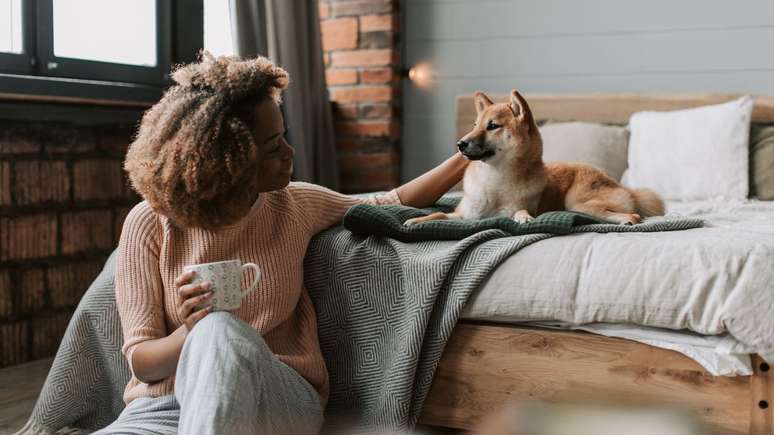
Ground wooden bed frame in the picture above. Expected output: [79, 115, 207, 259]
[417, 93, 774, 435]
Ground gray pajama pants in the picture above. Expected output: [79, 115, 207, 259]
[93, 312, 324, 435]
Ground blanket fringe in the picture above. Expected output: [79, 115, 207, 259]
[13, 421, 83, 435]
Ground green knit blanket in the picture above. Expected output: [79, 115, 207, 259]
[343, 197, 698, 241]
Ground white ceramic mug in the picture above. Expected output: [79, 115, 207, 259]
[183, 260, 261, 311]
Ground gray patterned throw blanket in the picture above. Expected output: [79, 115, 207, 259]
[17, 202, 702, 434]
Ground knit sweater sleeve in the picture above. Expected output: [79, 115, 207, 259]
[289, 182, 402, 234]
[115, 202, 167, 374]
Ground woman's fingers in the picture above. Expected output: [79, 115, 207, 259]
[182, 291, 213, 313]
[174, 270, 196, 288]
[187, 305, 213, 327]
[178, 281, 211, 299]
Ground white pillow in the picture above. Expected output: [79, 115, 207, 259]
[539, 122, 629, 181]
[624, 96, 753, 201]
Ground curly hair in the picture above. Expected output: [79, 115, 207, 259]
[125, 52, 289, 229]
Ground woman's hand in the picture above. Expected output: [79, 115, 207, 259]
[174, 270, 214, 333]
[395, 152, 469, 209]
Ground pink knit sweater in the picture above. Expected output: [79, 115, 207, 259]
[115, 182, 401, 405]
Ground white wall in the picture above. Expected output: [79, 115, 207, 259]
[401, 0, 774, 180]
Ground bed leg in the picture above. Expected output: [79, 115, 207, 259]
[751, 355, 772, 435]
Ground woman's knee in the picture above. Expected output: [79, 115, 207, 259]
[185, 312, 271, 357]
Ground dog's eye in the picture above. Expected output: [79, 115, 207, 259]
[486, 121, 500, 131]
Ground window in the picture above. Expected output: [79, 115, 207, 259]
[38, 0, 171, 84]
[0, 0, 33, 74]
[0, 0, 204, 105]
[204, 0, 234, 57]
[0, 0, 23, 54]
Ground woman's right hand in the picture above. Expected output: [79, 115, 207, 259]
[174, 270, 214, 332]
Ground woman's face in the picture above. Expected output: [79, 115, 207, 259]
[252, 98, 295, 192]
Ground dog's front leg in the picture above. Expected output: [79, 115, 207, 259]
[405, 212, 462, 226]
[512, 209, 535, 224]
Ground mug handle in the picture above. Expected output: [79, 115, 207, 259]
[241, 262, 261, 299]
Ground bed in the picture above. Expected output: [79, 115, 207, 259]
[417, 94, 774, 435]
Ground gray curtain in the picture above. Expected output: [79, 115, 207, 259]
[230, 0, 339, 189]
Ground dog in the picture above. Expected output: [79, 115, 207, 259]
[405, 90, 665, 226]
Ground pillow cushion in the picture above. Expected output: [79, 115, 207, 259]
[624, 96, 754, 201]
[751, 124, 774, 200]
[539, 121, 629, 181]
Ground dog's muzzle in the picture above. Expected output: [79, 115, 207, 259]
[458, 139, 495, 161]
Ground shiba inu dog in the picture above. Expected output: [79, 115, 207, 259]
[405, 90, 664, 226]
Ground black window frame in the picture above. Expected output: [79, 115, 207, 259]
[0, 0, 203, 107]
[36, 0, 172, 85]
[0, 0, 36, 75]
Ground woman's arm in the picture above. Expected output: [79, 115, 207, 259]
[395, 152, 468, 208]
[132, 271, 213, 383]
[290, 152, 468, 234]
[131, 326, 188, 383]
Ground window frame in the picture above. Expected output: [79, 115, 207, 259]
[0, 0, 35, 75]
[0, 0, 204, 107]
[35, 0, 173, 86]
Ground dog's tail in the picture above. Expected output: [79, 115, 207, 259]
[631, 188, 665, 217]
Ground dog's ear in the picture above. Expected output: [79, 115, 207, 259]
[474, 91, 494, 115]
[509, 89, 533, 124]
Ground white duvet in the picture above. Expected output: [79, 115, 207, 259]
[461, 199, 774, 375]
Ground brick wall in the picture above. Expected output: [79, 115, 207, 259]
[320, 0, 402, 193]
[0, 118, 139, 368]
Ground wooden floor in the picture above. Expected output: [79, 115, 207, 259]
[0, 359, 52, 435]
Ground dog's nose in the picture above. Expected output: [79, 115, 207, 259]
[457, 140, 468, 151]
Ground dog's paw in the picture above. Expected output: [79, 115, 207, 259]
[404, 217, 422, 226]
[616, 213, 642, 225]
[512, 210, 535, 224]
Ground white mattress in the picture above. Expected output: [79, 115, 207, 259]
[461, 199, 774, 376]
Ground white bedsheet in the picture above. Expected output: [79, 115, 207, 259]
[461, 199, 774, 376]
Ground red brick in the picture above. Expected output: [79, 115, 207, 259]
[61, 210, 113, 254]
[324, 52, 331, 66]
[330, 86, 392, 104]
[31, 312, 72, 360]
[0, 271, 11, 317]
[113, 206, 133, 245]
[318, 1, 330, 19]
[360, 68, 394, 84]
[73, 160, 124, 201]
[121, 171, 141, 201]
[96, 126, 133, 153]
[340, 167, 399, 193]
[331, 0, 392, 17]
[360, 14, 395, 32]
[0, 162, 10, 206]
[335, 135, 394, 153]
[41, 125, 96, 154]
[326, 69, 358, 86]
[0, 320, 29, 367]
[360, 103, 392, 119]
[0, 214, 57, 261]
[18, 268, 45, 314]
[47, 262, 103, 308]
[333, 104, 359, 121]
[336, 121, 399, 138]
[359, 31, 392, 49]
[338, 151, 399, 170]
[14, 160, 70, 205]
[321, 17, 358, 51]
[331, 49, 393, 67]
[0, 121, 40, 154]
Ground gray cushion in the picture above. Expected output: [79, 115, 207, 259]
[751, 124, 774, 200]
[539, 121, 629, 181]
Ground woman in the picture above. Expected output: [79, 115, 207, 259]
[98, 53, 467, 434]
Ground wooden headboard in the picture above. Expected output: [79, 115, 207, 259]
[456, 93, 774, 139]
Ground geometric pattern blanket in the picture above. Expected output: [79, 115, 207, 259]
[16, 202, 703, 434]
